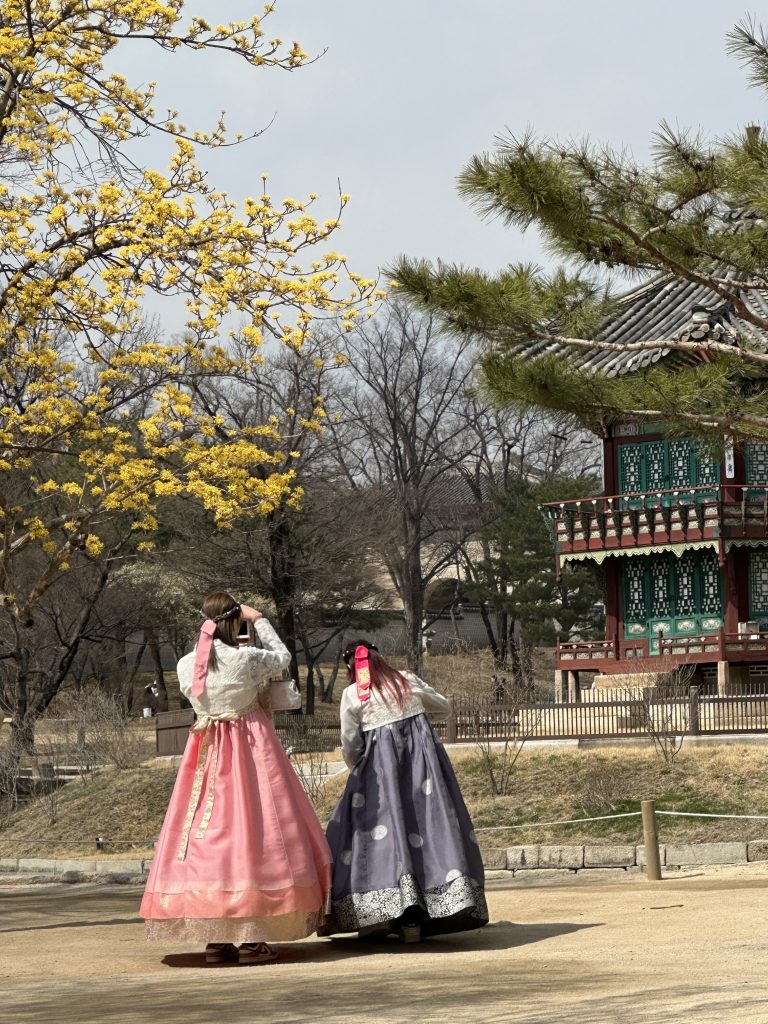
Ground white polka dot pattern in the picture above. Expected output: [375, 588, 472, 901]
[351, 793, 365, 808]
[371, 825, 388, 840]
[408, 833, 424, 848]
[421, 778, 433, 796]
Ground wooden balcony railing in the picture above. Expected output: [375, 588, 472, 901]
[541, 485, 768, 556]
[558, 629, 768, 669]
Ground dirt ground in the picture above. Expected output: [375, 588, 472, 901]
[3, 868, 768, 1024]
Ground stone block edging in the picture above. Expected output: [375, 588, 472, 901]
[0, 841, 765, 883]
[0, 857, 152, 883]
[482, 842, 764, 876]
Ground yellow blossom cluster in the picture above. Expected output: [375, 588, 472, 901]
[0, 0, 379, 623]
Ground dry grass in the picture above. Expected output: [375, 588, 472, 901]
[463, 744, 768, 852]
[310, 743, 768, 854]
[0, 764, 175, 858]
[6, 732, 768, 862]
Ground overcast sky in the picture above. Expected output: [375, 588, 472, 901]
[122, 1, 761, 326]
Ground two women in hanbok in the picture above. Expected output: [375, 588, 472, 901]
[141, 594, 486, 962]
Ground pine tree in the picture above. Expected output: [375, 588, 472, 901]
[467, 476, 604, 694]
[390, 18, 768, 442]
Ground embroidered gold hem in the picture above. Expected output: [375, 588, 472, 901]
[144, 909, 325, 945]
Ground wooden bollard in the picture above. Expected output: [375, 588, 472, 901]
[641, 799, 662, 881]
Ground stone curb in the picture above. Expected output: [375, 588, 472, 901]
[477, 843, 764, 876]
[0, 857, 153, 884]
[1, 841, 766, 884]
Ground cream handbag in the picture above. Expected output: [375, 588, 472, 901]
[268, 673, 302, 711]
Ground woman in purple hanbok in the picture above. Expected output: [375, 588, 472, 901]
[324, 641, 488, 942]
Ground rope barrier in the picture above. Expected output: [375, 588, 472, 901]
[474, 812, 642, 832]
[0, 838, 155, 846]
[474, 808, 768, 832]
[656, 810, 768, 821]
[5, 813, 768, 843]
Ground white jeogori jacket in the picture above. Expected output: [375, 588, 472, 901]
[177, 618, 294, 718]
[339, 671, 450, 769]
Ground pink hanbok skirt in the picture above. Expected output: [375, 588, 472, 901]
[141, 707, 332, 945]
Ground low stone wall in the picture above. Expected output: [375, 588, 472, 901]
[0, 856, 149, 883]
[4, 839, 768, 888]
[482, 841, 768, 878]
[2, 842, 767, 884]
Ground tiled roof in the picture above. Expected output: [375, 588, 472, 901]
[516, 263, 768, 377]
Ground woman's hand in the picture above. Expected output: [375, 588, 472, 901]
[239, 603, 263, 623]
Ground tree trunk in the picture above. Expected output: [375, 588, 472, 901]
[304, 660, 315, 716]
[10, 650, 35, 755]
[321, 639, 344, 703]
[478, 600, 504, 665]
[496, 607, 509, 665]
[10, 549, 118, 749]
[144, 626, 168, 712]
[401, 515, 424, 673]
[267, 511, 301, 704]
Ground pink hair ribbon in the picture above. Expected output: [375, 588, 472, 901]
[191, 619, 217, 697]
[355, 645, 371, 701]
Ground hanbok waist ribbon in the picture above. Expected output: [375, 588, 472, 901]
[177, 694, 262, 861]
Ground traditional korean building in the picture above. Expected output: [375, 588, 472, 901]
[539, 266, 768, 699]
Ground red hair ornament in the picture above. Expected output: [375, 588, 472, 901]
[355, 645, 372, 701]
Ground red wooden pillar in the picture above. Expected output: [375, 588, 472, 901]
[723, 548, 740, 635]
[604, 558, 620, 652]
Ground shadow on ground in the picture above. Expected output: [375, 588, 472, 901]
[160, 919, 600, 969]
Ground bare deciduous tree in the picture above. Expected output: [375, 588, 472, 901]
[329, 303, 481, 672]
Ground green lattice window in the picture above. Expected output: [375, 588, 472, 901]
[624, 560, 647, 621]
[622, 550, 722, 637]
[649, 556, 672, 617]
[745, 443, 768, 499]
[749, 549, 768, 618]
[699, 550, 722, 615]
[675, 550, 697, 616]
[618, 439, 719, 503]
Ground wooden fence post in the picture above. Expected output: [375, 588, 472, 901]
[688, 685, 700, 735]
[446, 696, 457, 743]
[641, 799, 662, 881]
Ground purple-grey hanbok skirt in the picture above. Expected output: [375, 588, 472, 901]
[324, 712, 489, 935]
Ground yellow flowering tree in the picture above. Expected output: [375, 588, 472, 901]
[0, 0, 375, 749]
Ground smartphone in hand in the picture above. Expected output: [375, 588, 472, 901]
[237, 621, 254, 647]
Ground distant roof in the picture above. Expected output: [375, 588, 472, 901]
[516, 227, 768, 377]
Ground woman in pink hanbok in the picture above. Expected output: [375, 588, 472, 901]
[140, 592, 332, 965]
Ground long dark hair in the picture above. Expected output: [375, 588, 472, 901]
[343, 639, 412, 710]
[201, 591, 241, 671]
